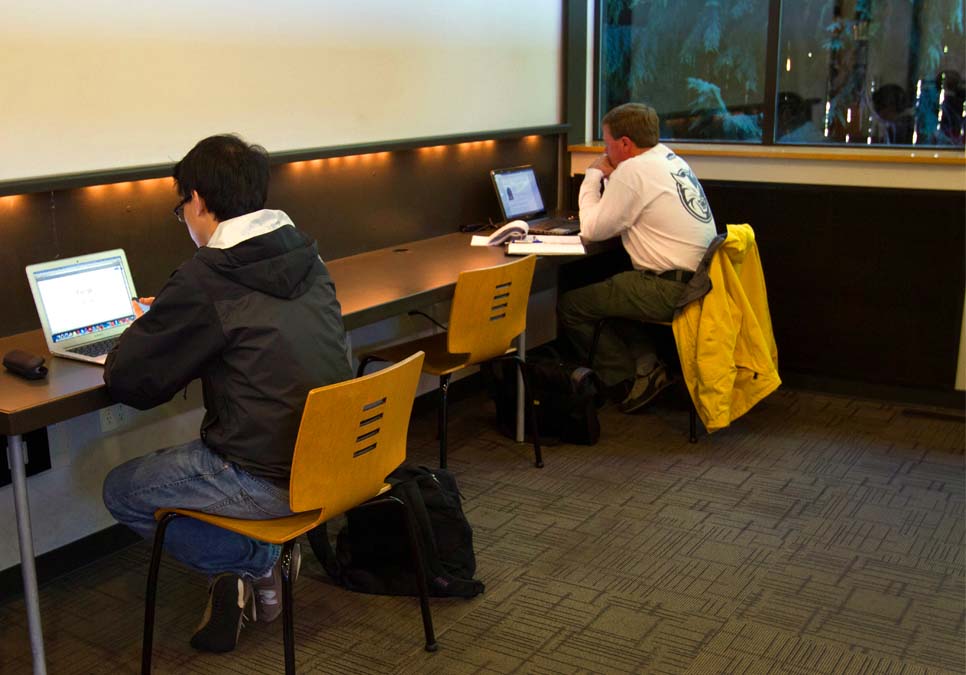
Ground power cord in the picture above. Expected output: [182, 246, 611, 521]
[408, 310, 447, 330]
[459, 217, 497, 233]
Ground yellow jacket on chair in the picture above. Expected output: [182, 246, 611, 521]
[672, 224, 780, 432]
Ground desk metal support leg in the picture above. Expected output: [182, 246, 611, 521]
[515, 331, 526, 443]
[6, 434, 47, 675]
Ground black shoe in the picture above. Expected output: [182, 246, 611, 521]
[190, 573, 253, 653]
[620, 365, 676, 414]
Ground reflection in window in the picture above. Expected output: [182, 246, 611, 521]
[598, 0, 965, 148]
[599, 0, 770, 142]
[778, 0, 965, 147]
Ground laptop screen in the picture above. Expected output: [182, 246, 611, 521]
[31, 254, 136, 343]
[491, 166, 547, 221]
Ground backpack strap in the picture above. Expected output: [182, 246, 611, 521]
[392, 477, 447, 580]
[306, 521, 342, 582]
[388, 464, 453, 580]
[433, 575, 485, 598]
[309, 464, 486, 598]
[309, 464, 428, 586]
[404, 472, 486, 598]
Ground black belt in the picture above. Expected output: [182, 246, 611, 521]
[651, 269, 694, 283]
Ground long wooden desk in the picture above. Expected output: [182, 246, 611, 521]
[329, 232, 544, 330]
[0, 234, 521, 433]
[1, 231, 571, 674]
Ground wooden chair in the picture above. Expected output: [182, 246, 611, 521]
[589, 319, 698, 442]
[141, 352, 436, 675]
[357, 255, 543, 469]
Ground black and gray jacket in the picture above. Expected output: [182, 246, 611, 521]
[105, 214, 351, 481]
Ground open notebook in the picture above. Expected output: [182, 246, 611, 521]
[506, 235, 585, 256]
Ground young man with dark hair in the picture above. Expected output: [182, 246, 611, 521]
[559, 103, 717, 412]
[102, 134, 352, 652]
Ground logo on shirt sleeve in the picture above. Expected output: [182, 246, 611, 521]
[671, 168, 713, 223]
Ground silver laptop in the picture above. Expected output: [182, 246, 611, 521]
[490, 165, 580, 235]
[26, 249, 139, 365]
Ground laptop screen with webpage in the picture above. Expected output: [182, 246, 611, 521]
[490, 165, 547, 222]
[27, 250, 138, 349]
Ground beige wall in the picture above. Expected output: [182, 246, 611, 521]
[1, 1, 563, 183]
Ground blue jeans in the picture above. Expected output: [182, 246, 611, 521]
[103, 438, 293, 578]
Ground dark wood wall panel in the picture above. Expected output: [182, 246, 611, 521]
[570, 176, 965, 392]
[0, 135, 558, 337]
[705, 181, 964, 391]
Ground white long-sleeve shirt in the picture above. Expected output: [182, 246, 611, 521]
[578, 143, 717, 272]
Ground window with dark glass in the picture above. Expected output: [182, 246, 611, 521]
[778, 1, 965, 146]
[599, 0, 770, 142]
[598, 0, 965, 148]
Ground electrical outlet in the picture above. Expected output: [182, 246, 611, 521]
[99, 404, 130, 433]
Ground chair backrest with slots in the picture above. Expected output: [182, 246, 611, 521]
[446, 255, 536, 364]
[288, 351, 425, 517]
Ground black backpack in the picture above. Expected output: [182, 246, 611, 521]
[482, 344, 602, 445]
[307, 464, 485, 598]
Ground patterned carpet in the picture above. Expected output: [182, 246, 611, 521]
[1, 386, 963, 674]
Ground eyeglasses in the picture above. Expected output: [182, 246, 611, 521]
[173, 196, 190, 223]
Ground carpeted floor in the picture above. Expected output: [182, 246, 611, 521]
[1, 386, 964, 674]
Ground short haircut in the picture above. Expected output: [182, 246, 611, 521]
[602, 103, 660, 148]
[173, 134, 271, 221]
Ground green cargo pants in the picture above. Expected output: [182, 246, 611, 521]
[557, 270, 686, 387]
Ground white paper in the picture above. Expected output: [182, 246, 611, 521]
[521, 235, 582, 245]
[506, 240, 586, 256]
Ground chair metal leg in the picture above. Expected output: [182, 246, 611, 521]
[393, 497, 438, 652]
[142, 512, 178, 675]
[280, 541, 297, 675]
[689, 404, 697, 443]
[588, 319, 608, 369]
[594, 317, 699, 443]
[511, 356, 543, 468]
[142, 519, 302, 674]
[437, 374, 450, 469]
